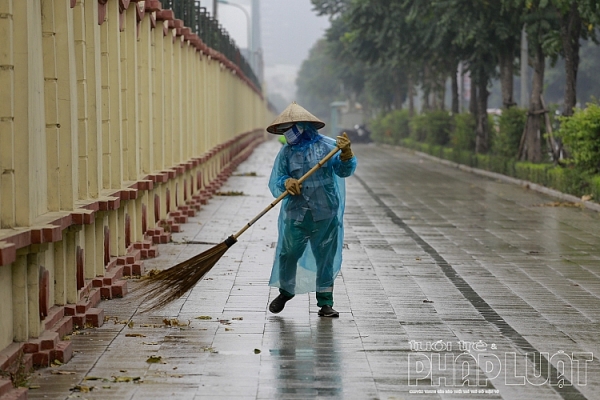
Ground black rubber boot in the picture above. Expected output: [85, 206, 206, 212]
[269, 294, 293, 314]
[318, 305, 339, 318]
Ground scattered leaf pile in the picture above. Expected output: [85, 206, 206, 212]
[215, 191, 245, 196]
[146, 268, 162, 278]
[125, 333, 146, 338]
[163, 318, 190, 327]
[533, 201, 584, 208]
[201, 346, 217, 353]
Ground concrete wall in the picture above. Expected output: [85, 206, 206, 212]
[0, 0, 272, 353]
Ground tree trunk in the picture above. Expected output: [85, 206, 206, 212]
[499, 50, 516, 108]
[520, 41, 545, 162]
[422, 65, 431, 111]
[469, 76, 477, 116]
[408, 73, 415, 117]
[560, 4, 581, 117]
[451, 66, 459, 114]
[422, 88, 431, 111]
[475, 73, 489, 154]
[394, 84, 404, 110]
[437, 79, 446, 111]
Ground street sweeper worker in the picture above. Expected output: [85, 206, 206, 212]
[266, 102, 357, 318]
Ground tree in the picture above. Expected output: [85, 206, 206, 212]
[503, 0, 560, 162]
[311, 0, 348, 18]
[552, 0, 598, 116]
[296, 39, 345, 120]
[435, 1, 506, 152]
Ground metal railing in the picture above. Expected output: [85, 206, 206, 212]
[159, 0, 261, 91]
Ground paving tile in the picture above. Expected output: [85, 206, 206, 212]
[27, 141, 600, 400]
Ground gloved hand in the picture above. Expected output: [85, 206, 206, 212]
[336, 132, 354, 161]
[285, 178, 302, 195]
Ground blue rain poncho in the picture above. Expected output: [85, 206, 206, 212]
[268, 124, 357, 294]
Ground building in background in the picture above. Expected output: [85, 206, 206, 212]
[213, 0, 329, 113]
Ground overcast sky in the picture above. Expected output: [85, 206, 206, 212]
[212, 0, 331, 68]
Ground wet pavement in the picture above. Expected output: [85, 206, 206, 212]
[28, 140, 600, 399]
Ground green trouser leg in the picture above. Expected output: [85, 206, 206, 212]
[279, 289, 295, 299]
[316, 291, 333, 307]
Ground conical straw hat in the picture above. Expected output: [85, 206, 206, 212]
[266, 102, 326, 134]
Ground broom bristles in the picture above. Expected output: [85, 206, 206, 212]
[133, 239, 232, 312]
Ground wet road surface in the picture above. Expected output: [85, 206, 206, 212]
[28, 140, 600, 399]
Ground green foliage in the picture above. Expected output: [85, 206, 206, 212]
[370, 109, 411, 145]
[492, 107, 527, 158]
[547, 166, 598, 198]
[408, 113, 428, 142]
[296, 40, 342, 120]
[409, 111, 453, 146]
[515, 162, 551, 186]
[590, 175, 600, 202]
[372, 105, 600, 201]
[451, 113, 476, 151]
[311, 0, 348, 17]
[557, 102, 600, 174]
[545, 166, 587, 195]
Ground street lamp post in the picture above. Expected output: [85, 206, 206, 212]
[217, 0, 252, 55]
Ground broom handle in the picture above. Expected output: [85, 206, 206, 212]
[232, 145, 341, 240]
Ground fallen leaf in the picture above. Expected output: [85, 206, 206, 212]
[83, 376, 103, 381]
[125, 333, 146, 338]
[163, 318, 189, 327]
[142, 342, 159, 345]
[533, 201, 583, 208]
[127, 321, 134, 328]
[254, 349, 261, 354]
[28, 385, 41, 389]
[51, 370, 76, 375]
[146, 355, 162, 363]
[72, 385, 93, 392]
[195, 316, 212, 320]
[232, 317, 243, 321]
[112, 376, 141, 383]
[146, 269, 161, 277]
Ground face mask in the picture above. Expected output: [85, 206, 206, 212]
[283, 124, 304, 145]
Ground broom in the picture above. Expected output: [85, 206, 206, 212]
[135, 145, 342, 311]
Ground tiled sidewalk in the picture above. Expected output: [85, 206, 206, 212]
[27, 140, 600, 400]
